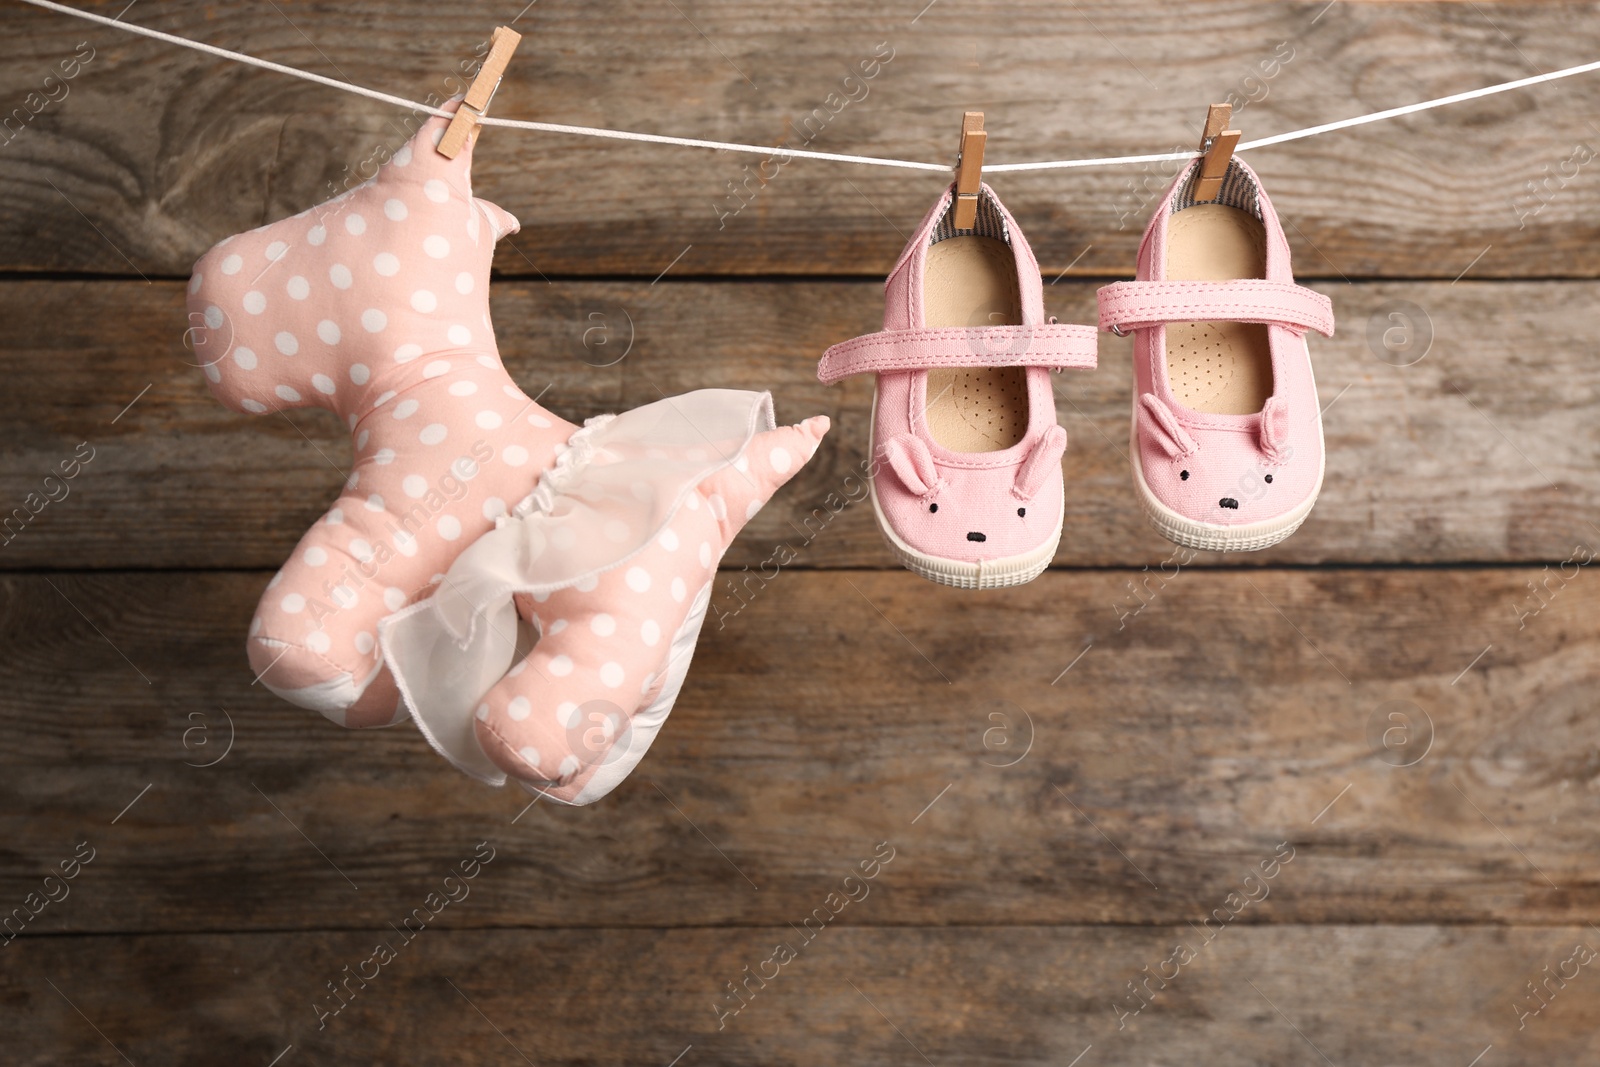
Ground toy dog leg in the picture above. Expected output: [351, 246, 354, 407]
[471, 414, 830, 802]
[381, 395, 828, 800]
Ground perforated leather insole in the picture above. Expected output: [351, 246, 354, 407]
[923, 236, 1027, 453]
[1165, 204, 1272, 415]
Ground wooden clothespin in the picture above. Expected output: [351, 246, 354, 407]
[1193, 103, 1240, 202]
[437, 26, 523, 160]
[953, 111, 987, 229]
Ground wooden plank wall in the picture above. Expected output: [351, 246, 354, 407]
[2, 2, 1598, 1064]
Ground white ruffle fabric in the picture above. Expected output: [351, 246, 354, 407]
[378, 388, 777, 784]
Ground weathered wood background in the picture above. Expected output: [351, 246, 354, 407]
[2, 1, 1598, 1064]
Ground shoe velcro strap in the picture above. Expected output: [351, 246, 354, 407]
[1097, 279, 1334, 337]
[816, 323, 1098, 385]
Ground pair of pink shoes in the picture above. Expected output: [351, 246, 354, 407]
[820, 157, 1333, 583]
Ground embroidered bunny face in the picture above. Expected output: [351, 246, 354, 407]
[1136, 392, 1315, 528]
[917, 471, 1045, 554]
[877, 425, 1066, 563]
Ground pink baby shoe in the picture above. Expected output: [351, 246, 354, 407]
[817, 183, 1098, 589]
[1098, 157, 1334, 551]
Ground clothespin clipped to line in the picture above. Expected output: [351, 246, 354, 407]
[437, 26, 523, 159]
[953, 111, 986, 229]
[1193, 103, 1240, 202]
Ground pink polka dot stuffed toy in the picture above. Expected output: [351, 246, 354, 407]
[187, 104, 828, 803]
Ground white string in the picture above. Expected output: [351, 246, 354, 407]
[17, 0, 461, 119]
[17, 0, 1600, 175]
[11, 0, 946, 172]
[990, 56, 1600, 172]
[473, 114, 948, 170]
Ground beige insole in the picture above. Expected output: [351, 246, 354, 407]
[923, 236, 1027, 452]
[1165, 204, 1272, 415]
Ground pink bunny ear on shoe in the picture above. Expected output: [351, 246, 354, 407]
[1140, 393, 1199, 459]
[882, 433, 939, 496]
[1014, 424, 1067, 499]
[379, 390, 831, 802]
[1258, 395, 1291, 463]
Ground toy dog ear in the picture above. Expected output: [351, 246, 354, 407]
[473, 199, 521, 241]
[881, 433, 939, 496]
[1140, 393, 1198, 459]
[1014, 425, 1067, 499]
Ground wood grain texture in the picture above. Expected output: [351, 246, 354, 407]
[6, 926, 1599, 1066]
[1, 1, 1597, 277]
[2, 568, 1595, 933]
[4, 1, 1598, 1058]
[0, 278, 1593, 570]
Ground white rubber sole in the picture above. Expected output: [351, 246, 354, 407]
[1127, 386, 1325, 554]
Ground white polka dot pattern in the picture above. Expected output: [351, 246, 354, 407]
[470, 414, 830, 804]
[187, 107, 831, 777]
[185, 106, 574, 730]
